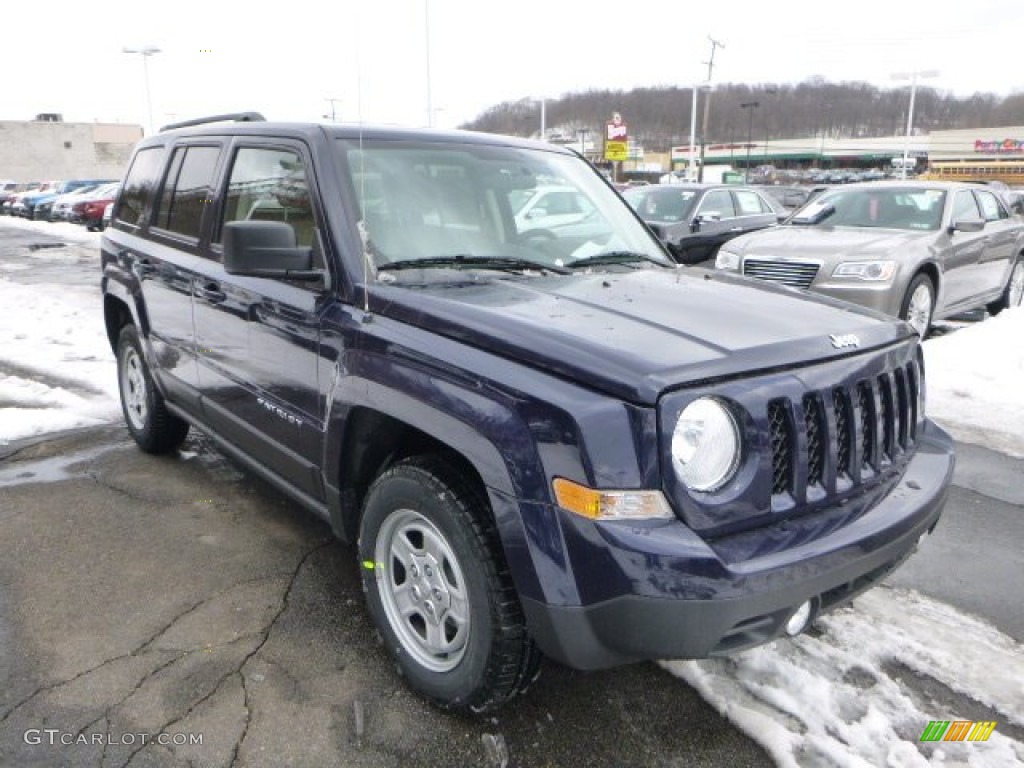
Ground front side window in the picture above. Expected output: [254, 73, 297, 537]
[952, 190, 981, 221]
[154, 145, 220, 239]
[115, 147, 165, 227]
[218, 147, 317, 249]
[698, 190, 736, 219]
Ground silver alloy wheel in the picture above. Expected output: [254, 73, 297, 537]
[374, 508, 470, 672]
[120, 347, 149, 431]
[906, 282, 933, 337]
[1009, 261, 1024, 308]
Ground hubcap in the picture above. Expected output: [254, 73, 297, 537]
[374, 508, 470, 672]
[1009, 262, 1024, 308]
[906, 283, 932, 337]
[120, 347, 149, 431]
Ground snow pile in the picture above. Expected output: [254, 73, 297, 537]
[662, 587, 1024, 767]
[923, 308, 1024, 458]
[0, 278, 120, 443]
[0, 216, 102, 245]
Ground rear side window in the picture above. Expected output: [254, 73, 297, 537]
[975, 190, 1008, 222]
[734, 190, 771, 215]
[115, 147, 165, 227]
[154, 145, 221, 239]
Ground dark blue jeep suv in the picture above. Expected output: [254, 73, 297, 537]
[101, 113, 954, 713]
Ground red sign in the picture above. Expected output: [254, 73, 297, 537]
[606, 112, 628, 142]
[974, 139, 1024, 153]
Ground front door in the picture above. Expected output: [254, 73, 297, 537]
[194, 142, 329, 499]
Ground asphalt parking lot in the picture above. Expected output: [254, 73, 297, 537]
[0, 425, 773, 768]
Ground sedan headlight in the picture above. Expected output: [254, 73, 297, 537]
[715, 249, 740, 271]
[832, 260, 896, 281]
[672, 398, 741, 492]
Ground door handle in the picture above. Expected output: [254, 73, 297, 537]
[196, 282, 226, 303]
[729, 226, 744, 232]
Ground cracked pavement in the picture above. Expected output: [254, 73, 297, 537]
[0, 425, 772, 768]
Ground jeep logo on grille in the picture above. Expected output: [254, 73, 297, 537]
[829, 333, 861, 349]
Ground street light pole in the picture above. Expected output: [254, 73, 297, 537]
[892, 69, 938, 180]
[122, 46, 161, 135]
[741, 101, 759, 182]
[424, 0, 433, 127]
[688, 86, 699, 181]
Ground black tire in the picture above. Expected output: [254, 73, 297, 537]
[358, 455, 541, 713]
[116, 325, 189, 454]
[987, 256, 1024, 316]
[899, 273, 934, 338]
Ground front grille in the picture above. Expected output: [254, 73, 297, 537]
[769, 360, 919, 501]
[768, 400, 792, 494]
[803, 395, 825, 487]
[743, 257, 820, 289]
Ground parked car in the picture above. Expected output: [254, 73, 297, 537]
[0, 182, 37, 214]
[715, 181, 1024, 336]
[511, 185, 595, 234]
[759, 184, 812, 210]
[102, 114, 953, 713]
[22, 179, 111, 220]
[71, 182, 119, 230]
[623, 183, 786, 264]
[50, 184, 104, 221]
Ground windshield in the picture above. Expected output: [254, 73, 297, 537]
[791, 186, 946, 230]
[336, 139, 671, 274]
[623, 187, 699, 223]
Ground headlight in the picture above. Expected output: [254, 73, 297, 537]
[672, 398, 741, 492]
[715, 249, 740, 271]
[832, 260, 896, 281]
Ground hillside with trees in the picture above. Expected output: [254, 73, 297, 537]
[460, 79, 1024, 151]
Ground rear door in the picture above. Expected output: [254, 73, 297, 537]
[109, 143, 205, 405]
[194, 140, 328, 500]
[973, 189, 1017, 297]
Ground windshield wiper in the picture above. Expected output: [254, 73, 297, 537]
[377, 255, 570, 275]
[567, 251, 670, 269]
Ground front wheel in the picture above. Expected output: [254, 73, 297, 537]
[116, 325, 190, 453]
[987, 257, 1024, 316]
[900, 273, 934, 338]
[358, 455, 541, 713]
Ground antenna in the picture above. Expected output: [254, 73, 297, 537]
[353, 8, 373, 318]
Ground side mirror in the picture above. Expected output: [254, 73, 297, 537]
[948, 218, 985, 235]
[223, 220, 320, 280]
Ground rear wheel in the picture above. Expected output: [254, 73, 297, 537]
[987, 256, 1024, 316]
[358, 455, 541, 713]
[116, 325, 190, 454]
[900, 273, 934, 338]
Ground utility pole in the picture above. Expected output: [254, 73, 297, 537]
[698, 36, 724, 182]
[324, 98, 342, 122]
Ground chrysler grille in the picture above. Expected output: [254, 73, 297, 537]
[743, 257, 820, 289]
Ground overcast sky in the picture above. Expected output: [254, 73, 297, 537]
[4, 0, 1022, 134]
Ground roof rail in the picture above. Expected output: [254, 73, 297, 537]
[159, 112, 266, 132]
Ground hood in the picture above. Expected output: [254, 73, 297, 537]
[368, 268, 912, 405]
[725, 224, 933, 259]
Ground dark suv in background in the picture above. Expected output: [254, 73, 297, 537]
[101, 113, 954, 712]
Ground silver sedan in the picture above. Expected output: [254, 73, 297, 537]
[715, 181, 1024, 336]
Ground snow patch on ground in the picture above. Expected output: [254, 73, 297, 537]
[0, 215, 102, 245]
[662, 587, 1024, 768]
[923, 307, 1024, 458]
[0, 278, 120, 443]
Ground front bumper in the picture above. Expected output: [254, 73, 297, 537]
[521, 421, 954, 670]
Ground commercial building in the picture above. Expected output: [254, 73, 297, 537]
[0, 115, 143, 182]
